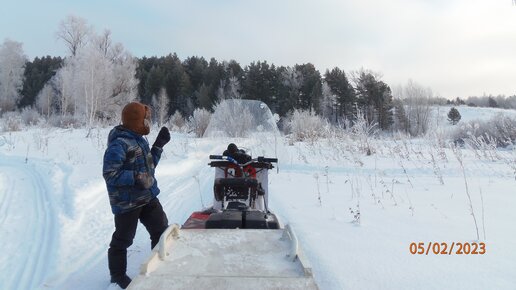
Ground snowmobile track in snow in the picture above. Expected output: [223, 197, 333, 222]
[0, 157, 58, 290]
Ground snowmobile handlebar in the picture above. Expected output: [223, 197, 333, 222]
[209, 155, 278, 164]
[257, 157, 278, 163]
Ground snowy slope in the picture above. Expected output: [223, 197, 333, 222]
[1, 120, 516, 290]
[431, 105, 516, 129]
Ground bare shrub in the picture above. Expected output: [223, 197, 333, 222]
[188, 108, 211, 137]
[286, 109, 331, 142]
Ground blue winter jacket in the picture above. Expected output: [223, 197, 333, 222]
[103, 125, 163, 214]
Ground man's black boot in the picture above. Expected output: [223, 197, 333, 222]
[110, 274, 132, 289]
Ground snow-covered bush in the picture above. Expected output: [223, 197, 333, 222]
[168, 111, 186, 132]
[1, 111, 22, 132]
[188, 108, 211, 137]
[349, 108, 378, 155]
[48, 114, 84, 129]
[286, 109, 331, 142]
[451, 115, 516, 148]
[204, 100, 278, 138]
[20, 107, 42, 126]
[206, 100, 254, 137]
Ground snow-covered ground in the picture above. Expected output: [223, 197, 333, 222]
[1, 107, 516, 289]
[431, 105, 516, 129]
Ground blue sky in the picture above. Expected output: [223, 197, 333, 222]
[1, 0, 516, 98]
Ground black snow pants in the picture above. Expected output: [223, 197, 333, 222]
[108, 198, 168, 278]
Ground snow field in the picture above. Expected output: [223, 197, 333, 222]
[0, 123, 515, 289]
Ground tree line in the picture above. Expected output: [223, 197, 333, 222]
[2, 15, 514, 135]
[135, 55, 394, 129]
[1, 40, 394, 131]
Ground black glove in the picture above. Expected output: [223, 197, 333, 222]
[135, 172, 154, 189]
[153, 127, 170, 149]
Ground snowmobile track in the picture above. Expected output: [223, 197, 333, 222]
[0, 157, 58, 290]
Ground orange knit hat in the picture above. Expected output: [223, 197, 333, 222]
[121, 102, 151, 135]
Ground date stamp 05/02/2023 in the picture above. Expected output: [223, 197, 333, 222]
[409, 242, 486, 255]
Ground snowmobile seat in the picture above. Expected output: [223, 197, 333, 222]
[244, 211, 280, 229]
[205, 210, 281, 229]
[205, 210, 243, 229]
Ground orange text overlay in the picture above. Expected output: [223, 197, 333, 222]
[409, 242, 486, 255]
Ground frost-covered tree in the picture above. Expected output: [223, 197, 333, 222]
[35, 83, 55, 118]
[52, 17, 138, 125]
[94, 29, 113, 58]
[0, 39, 26, 113]
[169, 110, 185, 131]
[392, 98, 409, 133]
[394, 79, 433, 136]
[188, 107, 211, 137]
[405, 80, 432, 136]
[278, 66, 303, 115]
[108, 50, 138, 114]
[52, 60, 75, 116]
[319, 81, 336, 122]
[76, 48, 114, 123]
[227, 76, 241, 99]
[74, 47, 137, 124]
[216, 76, 242, 101]
[152, 87, 169, 126]
[56, 15, 91, 57]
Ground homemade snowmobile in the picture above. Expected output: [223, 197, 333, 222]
[127, 154, 319, 289]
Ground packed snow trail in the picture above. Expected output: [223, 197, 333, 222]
[0, 155, 58, 290]
[51, 139, 223, 290]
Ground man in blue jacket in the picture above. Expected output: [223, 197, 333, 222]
[103, 101, 170, 289]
